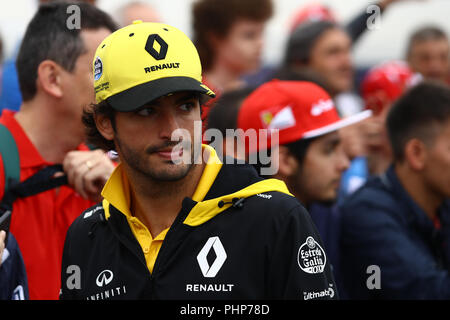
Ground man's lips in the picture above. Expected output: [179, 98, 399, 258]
[155, 148, 183, 159]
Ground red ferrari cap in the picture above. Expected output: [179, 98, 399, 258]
[290, 3, 336, 32]
[361, 60, 420, 115]
[237, 80, 372, 153]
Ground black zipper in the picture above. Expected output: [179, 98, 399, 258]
[148, 197, 197, 299]
[107, 205, 153, 297]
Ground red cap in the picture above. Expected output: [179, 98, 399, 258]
[237, 80, 372, 154]
[290, 3, 336, 32]
[361, 61, 419, 114]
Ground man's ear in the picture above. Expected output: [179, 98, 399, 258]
[276, 145, 299, 178]
[404, 138, 427, 171]
[36, 60, 64, 98]
[94, 112, 115, 141]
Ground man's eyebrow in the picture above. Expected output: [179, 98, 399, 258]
[174, 93, 199, 104]
[138, 93, 198, 109]
[325, 134, 340, 148]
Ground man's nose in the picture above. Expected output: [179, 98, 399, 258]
[158, 109, 180, 139]
[337, 148, 351, 172]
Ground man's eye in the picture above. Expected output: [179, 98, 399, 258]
[179, 103, 194, 111]
[136, 107, 155, 116]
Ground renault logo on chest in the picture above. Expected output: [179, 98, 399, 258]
[197, 237, 227, 278]
[96, 269, 114, 287]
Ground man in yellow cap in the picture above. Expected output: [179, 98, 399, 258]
[60, 21, 337, 300]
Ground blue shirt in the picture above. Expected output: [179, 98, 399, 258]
[339, 165, 450, 299]
[0, 59, 22, 112]
[309, 202, 348, 299]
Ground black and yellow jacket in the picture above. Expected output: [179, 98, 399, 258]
[60, 146, 337, 300]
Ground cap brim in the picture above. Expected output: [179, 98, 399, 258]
[106, 76, 215, 111]
[302, 109, 373, 139]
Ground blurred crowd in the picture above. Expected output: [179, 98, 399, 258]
[0, 0, 450, 300]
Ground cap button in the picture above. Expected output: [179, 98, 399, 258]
[132, 20, 143, 24]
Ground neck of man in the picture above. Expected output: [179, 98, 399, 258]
[204, 62, 246, 93]
[127, 160, 206, 239]
[15, 96, 84, 163]
[279, 173, 311, 208]
[395, 162, 444, 221]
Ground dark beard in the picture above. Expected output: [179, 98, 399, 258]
[115, 137, 196, 182]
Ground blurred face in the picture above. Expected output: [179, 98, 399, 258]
[291, 131, 350, 205]
[422, 120, 450, 199]
[308, 28, 353, 95]
[361, 107, 393, 175]
[408, 39, 450, 83]
[109, 92, 202, 182]
[61, 28, 111, 139]
[213, 19, 265, 74]
[122, 3, 161, 26]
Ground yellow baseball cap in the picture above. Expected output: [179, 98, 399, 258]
[93, 20, 215, 111]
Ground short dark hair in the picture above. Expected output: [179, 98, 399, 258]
[386, 81, 450, 162]
[16, 1, 118, 101]
[250, 137, 316, 177]
[82, 101, 116, 151]
[284, 137, 315, 167]
[284, 20, 340, 66]
[192, 0, 273, 71]
[271, 67, 333, 97]
[406, 25, 448, 58]
[207, 86, 256, 134]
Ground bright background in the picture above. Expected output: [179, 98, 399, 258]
[1, 0, 449, 68]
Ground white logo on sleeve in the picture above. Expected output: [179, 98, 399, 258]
[197, 236, 227, 278]
[96, 270, 114, 287]
[297, 236, 326, 274]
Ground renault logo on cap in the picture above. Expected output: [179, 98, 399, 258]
[145, 34, 168, 60]
[197, 237, 227, 278]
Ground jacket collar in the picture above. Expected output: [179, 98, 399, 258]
[384, 165, 442, 232]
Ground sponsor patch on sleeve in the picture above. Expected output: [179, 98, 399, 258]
[297, 236, 326, 274]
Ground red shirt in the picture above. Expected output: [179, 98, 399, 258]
[0, 110, 95, 300]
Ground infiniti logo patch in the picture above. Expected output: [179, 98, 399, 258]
[96, 270, 113, 287]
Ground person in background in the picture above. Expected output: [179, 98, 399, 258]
[0, 29, 29, 301]
[360, 60, 420, 175]
[191, 0, 273, 131]
[283, 20, 369, 197]
[244, 0, 426, 89]
[0, 2, 117, 299]
[115, 1, 162, 27]
[237, 79, 372, 298]
[0, 0, 100, 113]
[289, 0, 425, 45]
[406, 26, 449, 85]
[284, 21, 354, 100]
[340, 82, 450, 299]
[0, 228, 29, 300]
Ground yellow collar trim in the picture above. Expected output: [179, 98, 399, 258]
[192, 145, 222, 202]
[183, 178, 293, 226]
